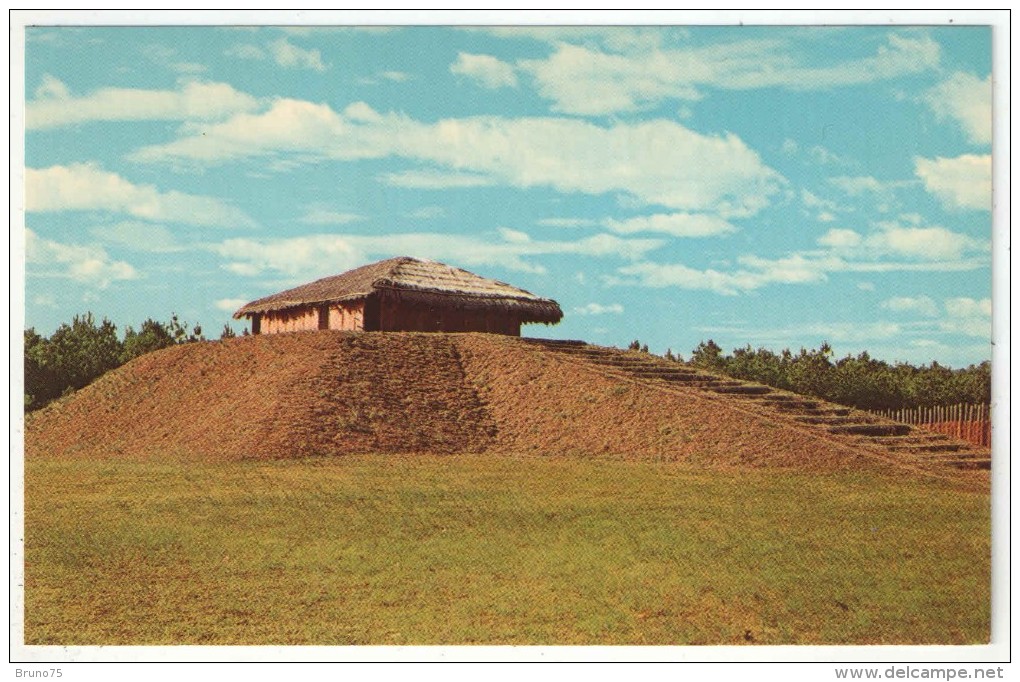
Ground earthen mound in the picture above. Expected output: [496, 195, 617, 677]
[22, 331, 928, 471]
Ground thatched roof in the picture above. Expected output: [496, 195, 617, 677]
[234, 257, 563, 324]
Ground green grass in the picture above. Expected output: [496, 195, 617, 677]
[23, 454, 989, 645]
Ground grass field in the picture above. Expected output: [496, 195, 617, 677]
[23, 454, 990, 646]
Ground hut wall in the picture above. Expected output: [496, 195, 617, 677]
[327, 300, 366, 331]
[261, 308, 320, 334]
[378, 295, 521, 335]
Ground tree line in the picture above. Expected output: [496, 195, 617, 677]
[24, 312, 990, 416]
[24, 312, 239, 412]
[675, 340, 991, 412]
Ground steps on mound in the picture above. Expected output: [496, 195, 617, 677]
[522, 338, 990, 473]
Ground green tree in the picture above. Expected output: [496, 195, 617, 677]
[690, 339, 726, 371]
[35, 313, 123, 398]
[787, 343, 834, 399]
[121, 318, 176, 362]
[24, 328, 54, 409]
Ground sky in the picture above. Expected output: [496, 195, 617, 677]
[18, 18, 998, 368]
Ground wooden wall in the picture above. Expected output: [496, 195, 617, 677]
[378, 295, 520, 335]
[328, 301, 366, 331]
[260, 308, 319, 334]
[251, 296, 520, 336]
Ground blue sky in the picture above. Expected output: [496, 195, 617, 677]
[20, 21, 996, 367]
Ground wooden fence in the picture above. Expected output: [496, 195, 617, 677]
[872, 403, 991, 448]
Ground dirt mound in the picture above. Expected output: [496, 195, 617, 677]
[25, 331, 876, 469]
[25, 333, 495, 461]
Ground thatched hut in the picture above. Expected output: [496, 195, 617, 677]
[233, 256, 563, 336]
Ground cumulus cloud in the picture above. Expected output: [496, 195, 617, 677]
[828, 175, 893, 197]
[817, 228, 863, 248]
[212, 229, 663, 280]
[26, 229, 138, 287]
[405, 206, 446, 220]
[603, 213, 736, 238]
[519, 33, 939, 115]
[227, 37, 327, 71]
[819, 221, 985, 261]
[613, 216, 988, 297]
[574, 303, 624, 315]
[537, 217, 598, 228]
[379, 170, 497, 189]
[214, 298, 250, 312]
[268, 38, 327, 72]
[924, 72, 991, 145]
[89, 221, 183, 253]
[941, 297, 992, 337]
[914, 154, 991, 211]
[880, 295, 938, 317]
[26, 77, 260, 129]
[26, 164, 256, 228]
[299, 206, 365, 225]
[450, 52, 518, 89]
[870, 223, 979, 260]
[613, 254, 831, 296]
[130, 100, 784, 215]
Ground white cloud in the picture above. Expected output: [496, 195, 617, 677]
[212, 229, 663, 280]
[538, 217, 598, 228]
[801, 189, 838, 211]
[172, 62, 207, 74]
[880, 295, 938, 317]
[869, 222, 979, 260]
[380, 170, 496, 189]
[924, 72, 991, 145]
[26, 77, 260, 129]
[820, 221, 984, 261]
[914, 154, 991, 211]
[613, 254, 829, 296]
[614, 217, 987, 297]
[32, 293, 58, 308]
[380, 71, 410, 82]
[131, 100, 784, 215]
[26, 164, 256, 228]
[299, 206, 365, 225]
[828, 175, 890, 197]
[817, 228, 862, 248]
[801, 190, 841, 223]
[450, 52, 518, 89]
[519, 33, 939, 115]
[808, 145, 845, 165]
[228, 38, 326, 71]
[603, 213, 736, 238]
[226, 43, 265, 60]
[574, 303, 624, 315]
[268, 37, 327, 72]
[130, 98, 350, 165]
[214, 298, 249, 312]
[34, 73, 69, 99]
[406, 206, 446, 220]
[698, 321, 905, 346]
[497, 227, 531, 244]
[941, 297, 992, 337]
[26, 229, 138, 287]
[89, 221, 183, 253]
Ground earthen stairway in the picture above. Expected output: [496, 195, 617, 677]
[523, 339, 991, 472]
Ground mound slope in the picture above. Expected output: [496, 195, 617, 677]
[23, 331, 950, 472]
